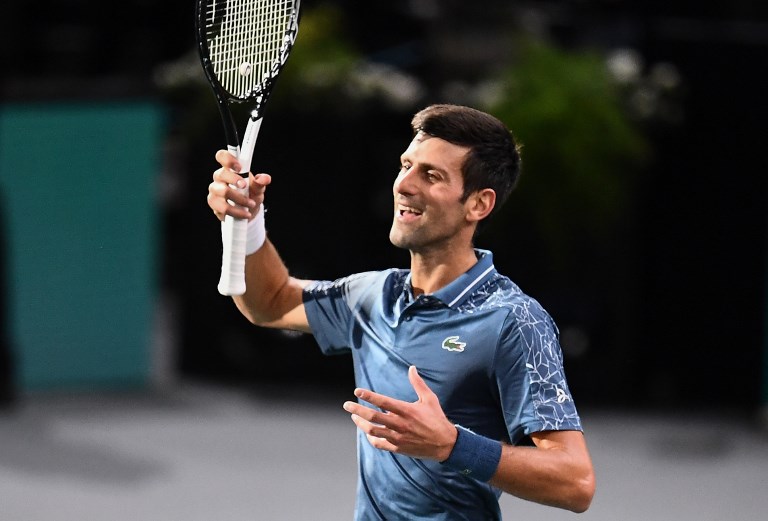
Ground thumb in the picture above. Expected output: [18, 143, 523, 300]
[250, 172, 272, 189]
[408, 365, 433, 401]
[249, 173, 272, 200]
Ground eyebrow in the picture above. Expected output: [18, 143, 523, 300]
[400, 154, 451, 178]
[422, 162, 449, 177]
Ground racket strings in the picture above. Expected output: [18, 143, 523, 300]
[205, 0, 296, 99]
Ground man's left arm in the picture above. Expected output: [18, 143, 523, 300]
[490, 430, 594, 512]
[343, 366, 595, 513]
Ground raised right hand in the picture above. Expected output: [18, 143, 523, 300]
[207, 149, 272, 222]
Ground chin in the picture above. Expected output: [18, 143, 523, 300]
[389, 228, 415, 251]
[389, 232, 408, 250]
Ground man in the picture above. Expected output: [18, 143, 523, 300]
[207, 104, 595, 519]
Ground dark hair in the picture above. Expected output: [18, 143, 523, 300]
[411, 104, 521, 220]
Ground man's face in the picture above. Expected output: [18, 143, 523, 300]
[389, 133, 472, 253]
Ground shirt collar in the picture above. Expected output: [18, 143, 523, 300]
[403, 249, 496, 309]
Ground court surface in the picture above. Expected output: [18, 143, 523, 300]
[1, 381, 766, 521]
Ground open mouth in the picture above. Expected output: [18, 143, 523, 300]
[399, 206, 422, 217]
[397, 205, 423, 222]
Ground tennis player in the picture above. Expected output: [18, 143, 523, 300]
[207, 104, 595, 519]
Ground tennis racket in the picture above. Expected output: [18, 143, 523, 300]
[196, 0, 301, 296]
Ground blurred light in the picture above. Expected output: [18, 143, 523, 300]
[560, 326, 590, 358]
[346, 62, 424, 110]
[472, 80, 506, 108]
[606, 48, 643, 84]
[630, 85, 659, 119]
[649, 62, 681, 91]
[153, 51, 207, 90]
[301, 62, 348, 90]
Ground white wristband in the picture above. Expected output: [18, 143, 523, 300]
[244, 204, 266, 255]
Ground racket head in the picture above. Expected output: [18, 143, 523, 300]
[195, 0, 301, 116]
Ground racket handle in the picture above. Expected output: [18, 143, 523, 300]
[217, 117, 263, 296]
[218, 211, 248, 296]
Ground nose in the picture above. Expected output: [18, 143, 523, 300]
[394, 167, 418, 196]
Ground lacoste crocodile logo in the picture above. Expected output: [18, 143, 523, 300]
[441, 335, 466, 352]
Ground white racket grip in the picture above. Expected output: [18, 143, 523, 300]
[218, 213, 248, 295]
[217, 117, 263, 296]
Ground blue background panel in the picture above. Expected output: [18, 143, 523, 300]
[0, 102, 163, 390]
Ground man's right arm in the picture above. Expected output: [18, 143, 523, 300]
[208, 150, 312, 333]
[233, 238, 312, 332]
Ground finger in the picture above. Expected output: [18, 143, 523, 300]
[250, 172, 272, 189]
[352, 414, 399, 452]
[207, 194, 227, 221]
[209, 179, 254, 211]
[207, 192, 251, 220]
[350, 413, 402, 447]
[248, 173, 272, 199]
[215, 149, 241, 172]
[367, 436, 398, 452]
[344, 401, 400, 431]
[214, 167, 248, 188]
[364, 432, 398, 453]
[353, 388, 408, 416]
[208, 177, 254, 216]
[349, 412, 383, 432]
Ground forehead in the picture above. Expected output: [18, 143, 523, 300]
[402, 132, 470, 176]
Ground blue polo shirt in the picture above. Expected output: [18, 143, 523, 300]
[303, 249, 582, 520]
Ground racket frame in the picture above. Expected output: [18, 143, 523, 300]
[195, 0, 300, 296]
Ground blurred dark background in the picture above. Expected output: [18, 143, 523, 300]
[1, 0, 766, 415]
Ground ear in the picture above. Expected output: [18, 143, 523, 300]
[465, 188, 496, 223]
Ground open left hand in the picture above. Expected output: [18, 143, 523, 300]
[342, 366, 458, 462]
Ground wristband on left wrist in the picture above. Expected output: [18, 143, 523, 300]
[440, 425, 502, 482]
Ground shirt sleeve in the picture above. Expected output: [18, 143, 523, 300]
[494, 297, 583, 444]
[302, 271, 381, 356]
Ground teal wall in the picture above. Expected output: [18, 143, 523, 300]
[0, 102, 163, 391]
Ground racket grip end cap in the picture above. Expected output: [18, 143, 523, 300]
[218, 281, 245, 297]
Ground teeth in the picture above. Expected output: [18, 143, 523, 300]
[399, 205, 422, 215]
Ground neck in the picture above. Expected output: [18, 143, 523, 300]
[409, 245, 478, 296]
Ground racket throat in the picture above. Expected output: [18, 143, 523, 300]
[237, 116, 263, 175]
